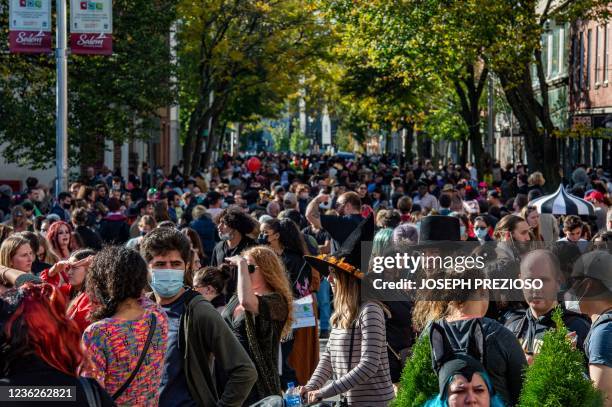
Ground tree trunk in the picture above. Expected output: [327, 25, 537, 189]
[497, 64, 561, 190]
[200, 115, 221, 170]
[403, 122, 415, 165]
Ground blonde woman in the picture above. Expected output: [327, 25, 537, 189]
[0, 235, 34, 275]
[37, 232, 59, 265]
[224, 246, 293, 405]
[520, 206, 543, 241]
[301, 215, 394, 406]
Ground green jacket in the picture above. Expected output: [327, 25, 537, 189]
[180, 291, 257, 406]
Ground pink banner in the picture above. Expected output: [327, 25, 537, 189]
[70, 33, 112, 55]
[9, 30, 52, 53]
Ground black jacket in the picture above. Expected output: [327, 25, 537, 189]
[434, 317, 527, 406]
[504, 306, 591, 353]
[179, 290, 257, 406]
[74, 225, 103, 251]
[98, 214, 130, 245]
[0, 355, 115, 407]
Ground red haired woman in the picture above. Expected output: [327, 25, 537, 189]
[46, 221, 73, 262]
[0, 282, 114, 405]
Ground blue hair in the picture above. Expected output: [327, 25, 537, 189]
[424, 371, 507, 407]
[372, 228, 394, 257]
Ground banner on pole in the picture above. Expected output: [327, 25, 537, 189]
[9, 0, 52, 53]
[70, 0, 112, 55]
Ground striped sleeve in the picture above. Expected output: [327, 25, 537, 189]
[319, 303, 387, 399]
[305, 341, 333, 391]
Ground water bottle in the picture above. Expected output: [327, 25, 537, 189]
[284, 382, 302, 407]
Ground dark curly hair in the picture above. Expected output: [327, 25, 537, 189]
[263, 218, 308, 256]
[140, 227, 191, 265]
[218, 206, 256, 236]
[86, 246, 148, 320]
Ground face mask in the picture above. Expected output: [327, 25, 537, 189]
[62, 203, 71, 210]
[139, 229, 147, 237]
[300, 193, 309, 200]
[565, 300, 581, 314]
[219, 231, 233, 241]
[460, 226, 466, 237]
[257, 233, 269, 245]
[475, 228, 488, 240]
[150, 268, 184, 298]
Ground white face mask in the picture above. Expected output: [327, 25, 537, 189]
[565, 300, 581, 314]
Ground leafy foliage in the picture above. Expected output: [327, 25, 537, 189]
[392, 335, 438, 407]
[0, 0, 178, 168]
[518, 308, 603, 407]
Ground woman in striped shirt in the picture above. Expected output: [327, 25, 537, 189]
[302, 214, 394, 406]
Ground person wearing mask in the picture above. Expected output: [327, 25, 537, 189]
[82, 246, 168, 406]
[99, 197, 130, 245]
[473, 216, 494, 244]
[0, 235, 34, 275]
[140, 227, 257, 407]
[224, 247, 293, 404]
[504, 250, 590, 364]
[260, 217, 319, 387]
[50, 192, 72, 222]
[306, 191, 363, 250]
[210, 207, 257, 272]
[192, 265, 231, 313]
[569, 251, 612, 406]
[189, 205, 217, 265]
[0, 283, 115, 406]
[126, 215, 157, 250]
[301, 215, 395, 406]
[71, 207, 103, 251]
[39, 249, 96, 333]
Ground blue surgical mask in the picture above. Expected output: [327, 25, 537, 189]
[150, 269, 184, 298]
[257, 233, 269, 245]
[475, 228, 488, 240]
[460, 225, 466, 237]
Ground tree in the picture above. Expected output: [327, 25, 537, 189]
[393, 334, 438, 407]
[478, 0, 610, 188]
[519, 308, 602, 406]
[177, 0, 329, 175]
[321, 0, 494, 174]
[0, 0, 178, 169]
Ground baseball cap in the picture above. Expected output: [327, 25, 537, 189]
[585, 191, 604, 203]
[442, 184, 456, 192]
[572, 250, 612, 292]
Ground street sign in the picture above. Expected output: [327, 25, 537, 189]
[70, 0, 112, 55]
[9, 0, 52, 53]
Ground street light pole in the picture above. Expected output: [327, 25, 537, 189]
[55, 0, 68, 197]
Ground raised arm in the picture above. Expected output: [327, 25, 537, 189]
[306, 195, 328, 230]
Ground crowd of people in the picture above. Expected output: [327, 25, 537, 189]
[0, 152, 611, 407]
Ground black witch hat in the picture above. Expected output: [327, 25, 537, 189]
[304, 214, 374, 279]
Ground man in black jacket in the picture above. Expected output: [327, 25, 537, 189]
[505, 249, 591, 360]
[141, 228, 256, 407]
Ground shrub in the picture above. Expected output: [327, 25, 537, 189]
[518, 308, 603, 407]
[392, 335, 439, 407]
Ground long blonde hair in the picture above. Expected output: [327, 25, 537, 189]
[330, 270, 362, 329]
[0, 235, 31, 269]
[37, 233, 59, 265]
[244, 246, 294, 337]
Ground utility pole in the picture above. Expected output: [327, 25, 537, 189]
[55, 0, 68, 197]
[487, 74, 494, 157]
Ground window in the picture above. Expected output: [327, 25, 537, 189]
[551, 27, 560, 77]
[587, 29, 592, 89]
[595, 26, 600, 85]
[605, 24, 609, 83]
[559, 25, 566, 75]
[579, 31, 584, 90]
